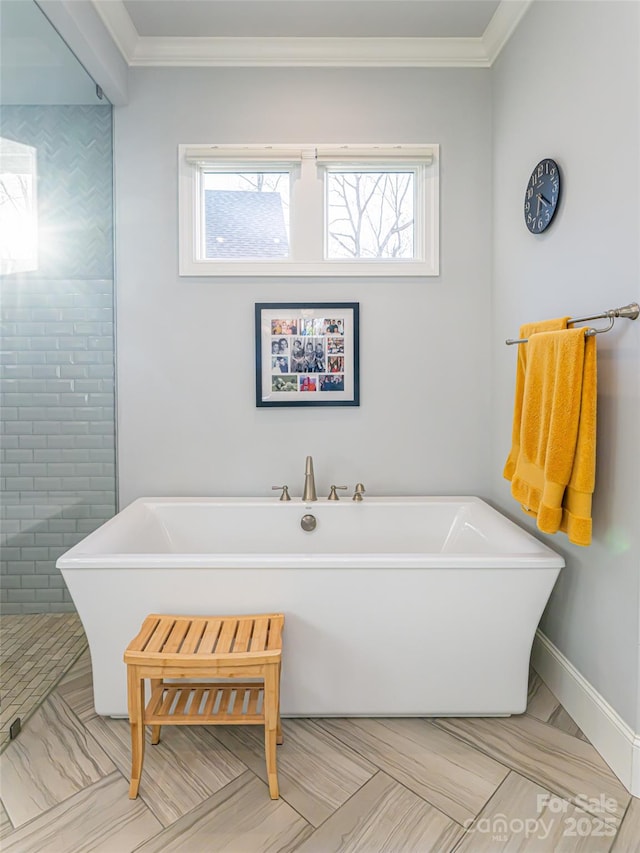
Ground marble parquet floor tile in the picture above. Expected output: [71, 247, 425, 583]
[134, 771, 313, 853]
[295, 770, 465, 853]
[211, 717, 377, 826]
[610, 797, 640, 852]
[434, 715, 631, 827]
[57, 675, 97, 726]
[526, 671, 588, 741]
[317, 717, 509, 825]
[455, 770, 618, 853]
[84, 713, 248, 826]
[56, 651, 97, 725]
[0, 773, 162, 853]
[0, 800, 12, 841]
[0, 692, 115, 827]
[527, 671, 561, 722]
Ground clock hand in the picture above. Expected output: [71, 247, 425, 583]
[536, 193, 551, 206]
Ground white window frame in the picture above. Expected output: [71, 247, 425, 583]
[178, 143, 439, 277]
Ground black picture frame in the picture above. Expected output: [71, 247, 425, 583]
[255, 302, 360, 407]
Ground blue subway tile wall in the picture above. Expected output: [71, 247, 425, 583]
[1, 105, 115, 614]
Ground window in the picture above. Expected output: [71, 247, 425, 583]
[203, 171, 290, 260]
[325, 170, 415, 260]
[0, 138, 38, 275]
[179, 144, 439, 277]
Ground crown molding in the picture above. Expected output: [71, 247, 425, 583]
[483, 0, 534, 64]
[91, 0, 533, 68]
[130, 36, 489, 68]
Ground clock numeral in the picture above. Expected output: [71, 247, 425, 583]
[537, 164, 544, 178]
[525, 201, 530, 213]
[526, 187, 534, 199]
[537, 218, 543, 230]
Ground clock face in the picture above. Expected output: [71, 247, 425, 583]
[524, 159, 561, 233]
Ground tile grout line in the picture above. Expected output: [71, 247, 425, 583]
[309, 718, 485, 832]
[0, 770, 127, 843]
[447, 770, 518, 853]
[608, 798, 634, 853]
[429, 717, 630, 829]
[292, 768, 386, 842]
[205, 725, 318, 832]
[54, 687, 188, 833]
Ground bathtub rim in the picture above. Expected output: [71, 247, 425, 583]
[56, 494, 565, 571]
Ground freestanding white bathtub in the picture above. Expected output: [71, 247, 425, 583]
[57, 496, 563, 718]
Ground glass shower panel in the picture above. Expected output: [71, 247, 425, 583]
[0, 0, 115, 614]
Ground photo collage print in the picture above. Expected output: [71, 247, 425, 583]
[271, 316, 345, 393]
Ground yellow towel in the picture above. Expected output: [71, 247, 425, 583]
[503, 317, 570, 482]
[559, 333, 597, 546]
[509, 328, 596, 546]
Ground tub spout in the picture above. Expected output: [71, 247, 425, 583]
[302, 456, 317, 502]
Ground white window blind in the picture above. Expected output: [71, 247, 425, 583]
[184, 144, 434, 164]
[316, 145, 434, 164]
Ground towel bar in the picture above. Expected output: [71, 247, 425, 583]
[505, 302, 639, 345]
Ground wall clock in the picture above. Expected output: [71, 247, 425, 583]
[524, 158, 561, 233]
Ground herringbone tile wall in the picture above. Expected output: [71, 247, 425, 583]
[0, 105, 116, 615]
[1, 106, 113, 280]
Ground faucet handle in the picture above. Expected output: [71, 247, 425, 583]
[353, 483, 366, 501]
[328, 485, 348, 501]
[272, 485, 291, 501]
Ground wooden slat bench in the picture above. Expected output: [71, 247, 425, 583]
[123, 612, 284, 799]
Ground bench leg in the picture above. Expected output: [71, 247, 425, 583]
[264, 663, 279, 799]
[150, 679, 162, 745]
[276, 661, 283, 745]
[127, 666, 145, 798]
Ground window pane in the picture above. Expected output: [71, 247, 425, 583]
[203, 171, 289, 259]
[0, 137, 38, 274]
[326, 171, 414, 259]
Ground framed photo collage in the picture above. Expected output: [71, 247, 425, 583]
[255, 303, 360, 407]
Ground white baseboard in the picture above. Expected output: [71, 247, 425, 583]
[532, 630, 640, 797]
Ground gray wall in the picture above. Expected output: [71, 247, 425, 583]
[114, 67, 493, 506]
[0, 105, 116, 614]
[490, 1, 640, 729]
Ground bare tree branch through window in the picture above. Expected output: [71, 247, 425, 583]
[327, 171, 414, 259]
